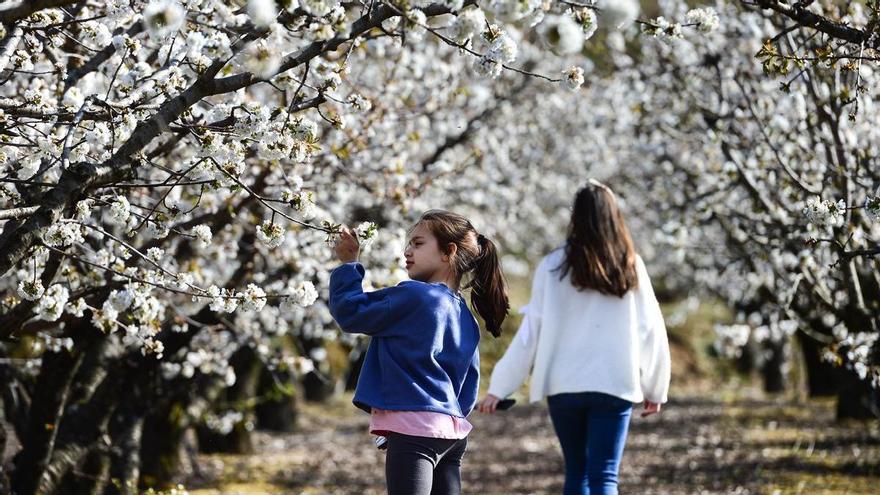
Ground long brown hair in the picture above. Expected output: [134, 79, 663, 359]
[415, 210, 509, 337]
[556, 180, 639, 297]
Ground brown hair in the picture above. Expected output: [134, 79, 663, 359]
[556, 180, 639, 297]
[415, 210, 509, 337]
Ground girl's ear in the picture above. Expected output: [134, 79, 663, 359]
[445, 243, 458, 262]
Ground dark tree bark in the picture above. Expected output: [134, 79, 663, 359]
[0, 393, 11, 495]
[11, 346, 87, 494]
[196, 346, 262, 454]
[255, 365, 298, 432]
[796, 332, 838, 397]
[104, 405, 145, 495]
[344, 341, 369, 392]
[761, 340, 788, 394]
[56, 449, 110, 495]
[836, 369, 880, 420]
[138, 406, 188, 490]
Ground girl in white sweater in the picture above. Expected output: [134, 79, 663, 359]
[477, 179, 671, 495]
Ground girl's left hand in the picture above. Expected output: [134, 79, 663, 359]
[334, 227, 360, 263]
[641, 400, 661, 417]
[476, 394, 501, 414]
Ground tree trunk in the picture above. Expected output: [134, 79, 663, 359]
[796, 332, 837, 397]
[104, 406, 145, 495]
[344, 342, 368, 392]
[11, 347, 86, 495]
[836, 370, 880, 420]
[138, 405, 188, 490]
[196, 346, 261, 454]
[57, 449, 109, 495]
[761, 340, 788, 394]
[0, 394, 11, 495]
[255, 365, 298, 432]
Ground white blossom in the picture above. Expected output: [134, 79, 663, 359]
[147, 247, 165, 264]
[865, 195, 880, 221]
[91, 306, 119, 333]
[347, 94, 372, 112]
[142, 338, 165, 359]
[562, 66, 585, 91]
[713, 324, 751, 358]
[107, 288, 134, 312]
[142, 0, 186, 39]
[645, 16, 683, 42]
[449, 7, 485, 43]
[485, 29, 518, 64]
[686, 8, 720, 33]
[43, 222, 85, 247]
[67, 298, 88, 317]
[62, 87, 86, 109]
[291, 280, 319, 307]
[596, 0, 639, 29]
[18, 279, 45, 301]
[571, 8, 598, 41]
[300, 0, 335, 17]
[355, 221, 379, 249]
[473, 54, 503, 78]
[75, 199, 93, 220]
[192, 224, 212, 248]
[291, 356, 315, 375]
[803, 197, 846, 226]
[241, 283, 267, 312]
[290, 191, 317, 220]
[247, 0, 277, 27]
[537, 15, 583, 55]
[405, 9, 428, 42]
[309, 347, 328, 362]
[242, 40, 281, 79]
[256, 220, 286, 248]
[36, 284, 70, 321]
[109, 195, 131, 224]
[207, 285, 239, 313]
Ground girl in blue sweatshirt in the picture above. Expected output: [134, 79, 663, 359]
[329, 210, 509, 495]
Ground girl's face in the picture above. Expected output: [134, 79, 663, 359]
[404, 223, 453, 283]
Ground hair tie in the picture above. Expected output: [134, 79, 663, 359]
[477, 233, 487, 245]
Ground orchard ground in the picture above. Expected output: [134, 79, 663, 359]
[179, 301, 880, 495]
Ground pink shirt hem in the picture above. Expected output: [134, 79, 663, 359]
[369, 408, 472, 440]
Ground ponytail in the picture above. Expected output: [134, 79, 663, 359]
[465, 234, 510, 338]
[414, 210, 510, 338]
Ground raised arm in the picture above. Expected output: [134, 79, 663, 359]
[328, 262, 414, 337]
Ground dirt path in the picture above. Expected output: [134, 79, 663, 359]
[187, 393, 879, 495]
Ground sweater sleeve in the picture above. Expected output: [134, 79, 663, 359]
[634, 256, 671, 404]
[458, 351, 480, 417]
[487, 258, 546, 399]
[328, 262, 414, 337]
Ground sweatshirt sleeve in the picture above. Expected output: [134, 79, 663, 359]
[487, 258, 546, 399]
[634, 256, 671, 404]
[328, 262, 414, 337]
[458, 351, 480, 417]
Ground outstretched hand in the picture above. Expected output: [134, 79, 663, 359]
[334, 227, 360, 263]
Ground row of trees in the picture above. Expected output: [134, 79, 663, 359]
[0, 0, 877, 493]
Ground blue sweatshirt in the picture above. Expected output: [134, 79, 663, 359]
[328, 262, 481, 418]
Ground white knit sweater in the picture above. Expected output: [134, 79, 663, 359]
[487, 249, 671, 404]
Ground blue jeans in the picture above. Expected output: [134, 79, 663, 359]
[547, 392, 633, 495]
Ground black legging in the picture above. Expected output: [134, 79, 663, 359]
[385, 433, 468, 495]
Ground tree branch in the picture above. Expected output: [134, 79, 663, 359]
[0, 0, 82, 23]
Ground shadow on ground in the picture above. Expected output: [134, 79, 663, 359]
[186, 394, 880, 495]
